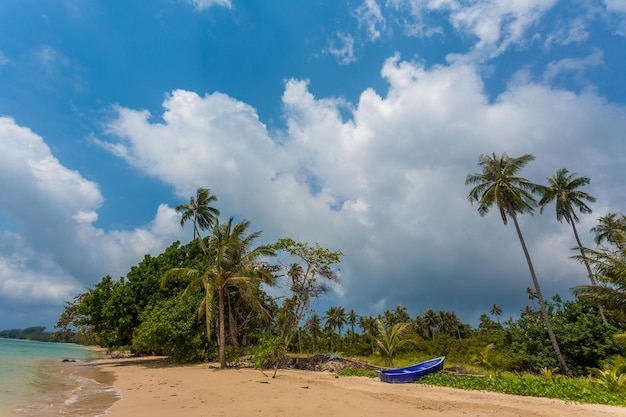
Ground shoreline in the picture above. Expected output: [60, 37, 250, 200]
[91, 356, 625, 417]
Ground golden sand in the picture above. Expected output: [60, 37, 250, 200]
[91, 357, 625, 417]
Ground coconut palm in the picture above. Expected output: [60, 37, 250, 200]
[573, 243, 626, 321]
[375, 320, 414, 367]
[176, 187, 220, 240]
[466, 152, 572, 376]
[526, 286, 537, 309]
[358, 315, 379, 354]
[305, 314, 322, 353]
[539, 168, 607, 324]
[324, 306, 347, 351]
[422, 308, 438, 341]
[490, 304, 502, 324]
[591, 213, 626, 250]
[162, 217, 276, 368]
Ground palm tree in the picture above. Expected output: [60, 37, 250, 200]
[305, 314, 322, 353]
[176, 187, 220, 240]
[526, 286, 537, 309]
[573, 242, 626, 321]
[591, 213, 626, 250]
[490, 304, 502, 324]
[358, 315, 379, 354]
[422, 308, 438, 341]
[375, 320, 414, 367]
[347, 309, 358, 345]
[466, 152, 572, 376]
[162, 217, 275, 368]
[324, 306, 347, 351]
[539, 168, 607, 324]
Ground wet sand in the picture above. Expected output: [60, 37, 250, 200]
[92, 357, 625, 417]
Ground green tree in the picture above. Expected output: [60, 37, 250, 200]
[359, 315, 379, 354]
[422, 308, 438, 341]
[176, 187, 220, 241]
[591, 213, 626, 250]
[305, 314, 322, 353]
[375, 320, 414, 367]
[271, 238, 343, 350]
[490, 304, 503, 324]
[573, 241, 626, 322]
[162, 217, 276, 368]
[466, 152, 572, 376]
[324, 306, 347, 351]
[539, 168, 607, 324]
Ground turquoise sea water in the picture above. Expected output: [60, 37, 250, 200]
[0, 339, 118, 417]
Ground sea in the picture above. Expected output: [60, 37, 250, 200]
[0, 339, 119, 417]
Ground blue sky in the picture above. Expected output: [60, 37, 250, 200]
[1, 0, 626, 330]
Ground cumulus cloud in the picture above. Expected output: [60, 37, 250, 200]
[98, 55, 626, 321]
[0, 117, 186, 324]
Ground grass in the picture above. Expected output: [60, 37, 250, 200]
[336, 366, 626, 407]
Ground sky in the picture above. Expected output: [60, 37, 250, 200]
[1, 0, 626, 331]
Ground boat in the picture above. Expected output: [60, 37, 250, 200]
[378, 356, 445, 383]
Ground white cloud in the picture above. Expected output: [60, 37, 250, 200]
[98, 55, 626, 320]
[0, 116, 187, 321]
[187, 0, 232, 11]
[0, 51, 8, 65]
[325, 32, 357, 65]
[355, 0, 386, 41]
[386, 0, 558, 59]
[542, 49, 604, 84]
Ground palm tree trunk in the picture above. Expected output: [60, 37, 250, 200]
[218, 287, 227, 369]
[570, 219, 609, 325]
[511, 214, 573, 377]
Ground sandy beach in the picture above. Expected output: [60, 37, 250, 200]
[87, 357, 626, 417]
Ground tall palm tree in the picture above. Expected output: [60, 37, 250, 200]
[466, 152, 572, 377]
[591, 213, 626, 250]
[490, 304, 502, 324]
[422, 308, 438, 341]
[176, 187, 220, 240]
[526, 286, 537, 309]
[347, 309, 358, 345]
[539, 168, 607, 324]
[305, 314, 322, 353]
[162, 217, 275, 368]
[358, 315, 379, 354]
[324, 306, 348, 351]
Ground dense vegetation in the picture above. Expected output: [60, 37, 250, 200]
[13, 153, 626, 402]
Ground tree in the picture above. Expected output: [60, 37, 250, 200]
[490, 304, 502, 324]
[347, 309, 358, 345]
[305, 314, 322, 353]
[539, 168, 607, 324]
[526, 286, 537, 309]
[176, 187, 220, 241]
[591, 213, 626, 250]
[162, 217, 276, 368]
[358, 315, 379, 354]
[271, 238, 343, 350]
[375, 320, 414, 367]
[573, 242, 626, 321]
[422, 308, 438, 341]
[466, 152, 572, 376]
[324, 306, 347, 351]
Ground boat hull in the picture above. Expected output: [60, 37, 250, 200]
[378, 356, 445, 383]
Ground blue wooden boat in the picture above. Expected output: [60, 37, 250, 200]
[378, 356, 445, 383]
